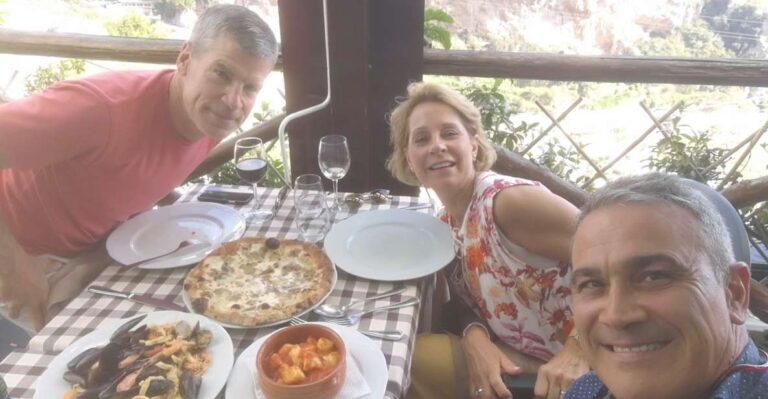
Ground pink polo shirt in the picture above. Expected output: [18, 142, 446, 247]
[0, 70, 218, 256]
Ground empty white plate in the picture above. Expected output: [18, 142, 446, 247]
[324, 209, 454, 281]
[107, 202, 245, 269]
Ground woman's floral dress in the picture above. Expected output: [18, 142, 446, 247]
[441, 172, 574, 361]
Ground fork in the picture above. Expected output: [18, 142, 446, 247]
[289, 317, 404, 340]
[320, 296, 419, 326]
[122, 239, 210, 268]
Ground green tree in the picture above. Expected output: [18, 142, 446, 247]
[702, 2, 766, 57]
[105, 11, 165, 39]
[636, 20, 731, 58]
[25, 59, 86, 94]
[721, 5, 765, 57]
[424, 7, 453, 49]
[154, 0, 194, 24]
[701, 0, 730, 19]
[0, 0, 7, 25]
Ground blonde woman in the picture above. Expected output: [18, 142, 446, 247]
[388, 82, 588, 399]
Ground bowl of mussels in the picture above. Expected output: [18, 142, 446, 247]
[58, 314, 214, 399]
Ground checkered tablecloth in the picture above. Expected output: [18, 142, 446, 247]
[0, 184, 432, 399]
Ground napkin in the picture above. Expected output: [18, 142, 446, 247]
[252, 353, 372, 399]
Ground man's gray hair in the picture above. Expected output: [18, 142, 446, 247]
[190, 4, 278, 61]
[579, 173, 735, 283]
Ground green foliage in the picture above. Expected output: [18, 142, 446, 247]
[646, 117, 729, 184]
[105, 11, 165, 39]
[702, 2, 766, 57]
[637, 20, 731, 58]
[154, 0, 194, 24]
[702, 0, 729, 18]
[0, 0, 7, 25]
[424, 7, 454, 49]
[25, 59, 86, 94]
[458, 79, 538, 151]
[533, 139, 597, 190]
[196, 100, 286, 188]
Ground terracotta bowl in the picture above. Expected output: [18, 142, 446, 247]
[255, 324, 346, 399]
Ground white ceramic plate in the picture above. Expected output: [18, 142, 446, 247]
[107, 202, 246, 269]
[225, 322, 387, 399]
[34, 310, 234, 399]
[181, 268, 338, 329]
[324, 209, 454, 281]
[747, 312, 768, 332]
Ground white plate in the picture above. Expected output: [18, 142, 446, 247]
[225, 322, 387, 399]
[181, 268, 338, 329]
[34, 310, 234, 399]
[107, 202, 246, 269]
[324, 209, 454, 281]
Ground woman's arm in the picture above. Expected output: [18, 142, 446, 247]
[493, 184, 579, 264]
[493, 184, 588, 398]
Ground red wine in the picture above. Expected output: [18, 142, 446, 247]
[236, 158, 267, 183]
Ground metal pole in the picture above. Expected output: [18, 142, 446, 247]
[277, 0, 333, 187]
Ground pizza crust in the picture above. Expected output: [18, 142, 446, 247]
[183, 237, 334, 326]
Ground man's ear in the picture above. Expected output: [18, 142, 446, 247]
[725, 262, 751, 325]
[176, 42, 192, 76]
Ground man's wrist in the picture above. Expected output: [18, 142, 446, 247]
[462, 322, 490, 339]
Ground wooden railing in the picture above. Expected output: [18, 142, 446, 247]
[2, 28, 768, 87]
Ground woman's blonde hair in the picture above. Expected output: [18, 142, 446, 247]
[386, 82, 497, 186]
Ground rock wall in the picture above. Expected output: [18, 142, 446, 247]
[426, 0, 707, 54]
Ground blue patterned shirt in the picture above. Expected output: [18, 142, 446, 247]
[565, 340, 768, 399]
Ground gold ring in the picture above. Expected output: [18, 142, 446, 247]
[472, 388, 484, 396]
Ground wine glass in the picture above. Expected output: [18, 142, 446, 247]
[318, 135, 351, 210]
[234, 137, 272, 222]
[293, 174, 331, 243]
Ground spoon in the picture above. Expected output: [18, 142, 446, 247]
[314, 286, 406, 318]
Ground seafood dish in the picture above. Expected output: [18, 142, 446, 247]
[60, 315, 212, 399]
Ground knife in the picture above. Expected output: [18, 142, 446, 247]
[272, 186, 289, 214]
[88, 285, 186, 312]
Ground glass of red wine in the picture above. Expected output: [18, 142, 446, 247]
[234, 137, 272, 222]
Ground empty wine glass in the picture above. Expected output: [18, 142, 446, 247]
[234, 137, 272, 222]
[293, 174, 331, 243]
[318, 135, 350, 210]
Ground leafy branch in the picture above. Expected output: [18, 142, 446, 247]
[424, 7, 454, 49]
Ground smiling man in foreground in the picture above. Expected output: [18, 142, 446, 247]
[566, 173, 768, 399]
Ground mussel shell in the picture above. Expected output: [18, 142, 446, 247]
[95, 343, 122, 385]
[63, 370, 88, 386]
[110, 314, 147, 343]
[67, 346, 104, 373]
[180, 371, 202, 399]
[76, 383, 110, 399]
[174, 321, 193, 339]
[146, 378, 175, 396]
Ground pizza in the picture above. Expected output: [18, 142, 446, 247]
[183, 237, 335, 326]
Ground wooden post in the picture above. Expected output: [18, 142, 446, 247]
[277, 0, 423, 195]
